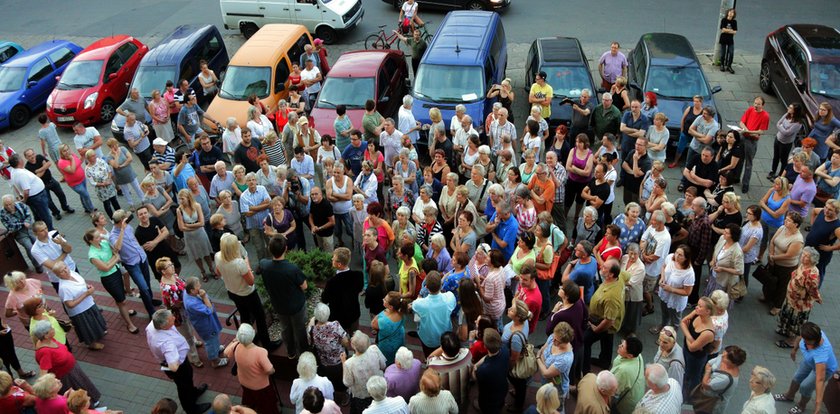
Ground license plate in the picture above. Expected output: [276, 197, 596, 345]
[58, 116, 74, 122]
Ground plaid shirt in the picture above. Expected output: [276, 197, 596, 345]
[551, 163, 568, 204]
[0, 202, 32, 233]
[687, 213, 713, 264]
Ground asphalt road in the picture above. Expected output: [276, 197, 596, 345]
[1, 0, 839, 52]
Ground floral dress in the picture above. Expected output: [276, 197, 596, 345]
[85, 158, 116, 201]
[778, 266, 822, 337]
[613, 214, 647, 250]
[161, 276, 187, 325]
[309, 321, 348, 367]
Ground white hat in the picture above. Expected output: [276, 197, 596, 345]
[153, 138, 168, 146]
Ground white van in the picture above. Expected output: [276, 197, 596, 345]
[220, 0, 364, 44]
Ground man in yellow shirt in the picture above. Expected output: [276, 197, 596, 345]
[529, 71, 553, 120]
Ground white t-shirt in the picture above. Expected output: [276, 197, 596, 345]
[658, 254, 695, 312]
[58, 272, 96, 317]
[401, 1, 418, 18]
[380, 129, 404, 167]
[300, 66, 322, 94]
[641, 226, 671, 276]
[222, 126, 242, 154]
[215, 253, 253, 297]
[398, 106, 419, 144]
[11, 168, 45, 196]
[605, 167, 618, 204]
[73, 127, 104, 158]
[247, 115, 273, 139]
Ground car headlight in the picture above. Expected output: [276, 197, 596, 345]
[111, 121, 120, 133]
[84, 92, 98, 110]
[46, 94, 53, 110]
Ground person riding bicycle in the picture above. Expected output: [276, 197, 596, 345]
[399, 0, 424, 33]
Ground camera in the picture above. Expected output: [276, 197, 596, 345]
[290, 181, 301, 193]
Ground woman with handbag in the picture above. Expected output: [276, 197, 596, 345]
[545, 280, 587, 387]
[224, 323, 280, 414]
[502, 299, 533, 412]
[536, 322, 574, 411]
[775, 246, 822, 348]
[308, 303, 350, 405]
[705, 223, 744, 299]
[691, 345, 746, 414]
[680, 296, 717, 400]
[763, 211, 805, 316]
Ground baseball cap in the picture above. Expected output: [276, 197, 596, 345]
[153, 138, 168, 146]
[313, 38, 323, 46]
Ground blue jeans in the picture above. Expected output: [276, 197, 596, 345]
[201, 330, 222, 362]
[793, 358, 820, 397]
[27, 190, 53, 230]
[70, 179, 96, 212]
[676, 132, 691, 159]
[334, 212, 353, 245]
[123, 260, 156, 316]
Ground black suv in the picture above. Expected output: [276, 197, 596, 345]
[627, 33, 722, 138]
[386, 0, 510, 12]
[760, 24, 840, 129]
[524, 36, 599, 128]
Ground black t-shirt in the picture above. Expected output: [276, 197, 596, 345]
[718, 145, 743, 173]
[260, 258, 306, 314]
[719, 18, 737, 45]
[686, 157, 719, 189]
[476, 347, 511, 412]
[623, 153, 651, 192]
[435, 138, 455, 170]
[233, 141, 263, 173]
[587, 179, 610, 208]
[310, 199, 334, 237]
[208, 225, 235, 252]
[134, 217, 179, 275]
[197, 146, 223, 180]
[25, 155, 54, 183]
[713, 210, 743, 231]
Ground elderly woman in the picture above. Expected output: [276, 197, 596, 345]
[354, 160, 378, 205]
[215, 190, 245, 239]
[394, 148, 418, 194]
[612, 202, 646, 251]
[264, 196, 297, 248]
[221, 117, 242, 156]
[652, 245, 695, 334]
[84, 150, 121, 217]
[653, 326, 686, 388]
[4, 271, 42, 327]
[32, 320, 101, 405]
[412, 184, 437, 224]
[105, 138, 143, 208]
[83, 228, 138, 335]
[460, 134, 482, 182]
[56, 144, 96, 213]
[308, 303, 350, 399]
[224, 323, 280, 414]
[705, 223, 744, 297]
[764, 211, 805, 316]
[741, 366, 776, 413]
[775, 246, 822, 348]
[53, 262, 108, 350]
[247, 105, 273, 140]
[408, 368, 458, 414]
[391, 206, 415, 255]
[231, 164, 248, 198]
[476, 145, 496, 182]
[291, 352, 335, 414]
[426, 233, 452, 273]
[537, 322, 574, 406]
[619, 243, 646, 336]
[467, 242, 490, 281]
[572, 206, 601, 246]
[519, 149, 538, 185]
[640, 160, 666, 208]
[32, 373, 69, 413]
[383, 347, 422, 402]
[439, 172, 459, 231]
[187, 176, 212, 223]
[385, 176, 415, 222]
[21, 296, 68, 355]
[141, 177, 176, 232]
[66, 388, 118, 414]
[675, 186, 698, 222]
[484, 182, 507, 220]
[342, 331, 386, 413]
[513, 184, 537, 232]
[176, 189, 215, 280]
[479, 249, 508, 323]
[256, 155, 279, 196]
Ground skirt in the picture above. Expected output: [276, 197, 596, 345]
[60, 363, 101, 403]
[183, 227, 213, 262]
[70, 305, 108, 345]
[242, 383, 281, 414]
[777, 301, 811, 337]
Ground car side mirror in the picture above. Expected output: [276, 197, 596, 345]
[27, 81, 37, 88]
[109, 73, 118, 80]
[379, 96, 390, 104]
[711, 85, 722, 94]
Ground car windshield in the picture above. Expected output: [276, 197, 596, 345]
[0, 66, 25, 92]
[316, 77, 374, 109]
[543, 65, 591, 98]
[219, 66, 270, 100]
[413, 64, 484, 103]
[810, 62, 840, 100]
[57, 60, 103, 89]
[646, 66, 710, 99]
[132, 66, 177, 98]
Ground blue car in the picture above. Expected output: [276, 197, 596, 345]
[0, 40, 82, 129]
[0, 41, 24, 64]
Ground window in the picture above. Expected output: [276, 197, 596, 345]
[275, 58, 290, 93]
[526, 43, 536, 76]
[288, 35, 309, 68]
[635, 50, 647, 85]
[117, 42, 139, 62]
[48, 47, 76, 68]
[383, 58, 398, 81]
[485, 58, 494, 89]
[377, 68, 389, 100]
[201, 35, 223, 62]
[104, 54, 122, 78]
[180, 58, 198, 83]
[782, 41, 806, 80]
[28, 58, 53, 83]
[0, 46, 19, 64]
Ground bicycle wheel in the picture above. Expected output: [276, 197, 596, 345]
[365, 34, 387, 50]
[395, 38, 409, 55]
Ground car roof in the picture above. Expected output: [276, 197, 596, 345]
[230, 24, 309, 66]
[536, 37, 586, 65]
[140, 25, 218, 67]
[423, 11, 497, 66]
[2, 40, 80, 67]
[639, 33, 698, 67]
[788, 24, 840, 59]
[328, 50, 394, 77]
[76, 35, 133, 61]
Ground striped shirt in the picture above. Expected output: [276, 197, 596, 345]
[239, 185, 271, 230]
[633, 378, 683, 414]
[427, 348, 472, 408]
[363, 397, 408, 414]
[407, 390, 458, 414]
[152, 146, 176, 172]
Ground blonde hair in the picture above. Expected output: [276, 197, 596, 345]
[3, 271, 27, 291]
[654, 112, 669, 123]
[178, 189, 197, 209]
[775, 176, 791, 197]
[209, 213, 225, 228]
[32, 373, 59, 399]
[429, 107, 442, 123]
[141, 176, 157, 190]
[511, 299, 531, 322]
[67, 389, 90, 414]
[722, 191, 741, 211]
[535, 383, 561, 414]
[233, 164, 246, 176]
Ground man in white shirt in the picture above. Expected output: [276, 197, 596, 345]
[633, 363, 682, 414]
[639, 211, 671, 315]
[72, 122, 103, 159]
[9, 154, 52, 230]
[290, 147, 316, 188]
[379, 118, 404, 169]
[397, 95, 421, 145]
[300, 58, 322, 111]
[363, 376, 408, 414]
[453, 115, 477, 162]
[489, 108, 516, 153]
[30, 221, 75, 292]
[208, 161, 234, 203]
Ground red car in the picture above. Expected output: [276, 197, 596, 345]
[310, 49, 408, 138]
[46, 35, 147, 127]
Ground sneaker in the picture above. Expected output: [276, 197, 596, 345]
[766, 173, 775, 181]
[64, 208, 75, 214]
[54, 214, 62, 221]
[728, 66, 735, 74]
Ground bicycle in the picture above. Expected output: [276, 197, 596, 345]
[364, 22, 433, 56]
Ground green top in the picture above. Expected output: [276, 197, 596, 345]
[88, 239, 118, 277]
[610, 354, 646, 414]
[589, 277, 625, 334]
[510, 246, 536, 274]
[592, 104, 621, 138]
[406, 37, 427, 59]
[362, 111, 384, 141]
[29, 315, 66, 345]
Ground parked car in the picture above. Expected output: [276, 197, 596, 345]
[310, 49, 408, 137]
[525, 36, 599, 129]
[220, 0, 364, 44]
[626, 32, 722, 140]
[760, 24, 840, 129]
[46, 35, 147, 127]
[111, 24, 229, 139]
[0, 41, 24, 64]
[385, 0, 510, 12]
[0, 40, 82, 129]
[205, 24, 312, 133]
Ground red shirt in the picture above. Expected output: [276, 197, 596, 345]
[0, 386, 31, 412]
[469, 340, 488, 364]
[516, 284, 543, 333]
[35, 340, 76, 378]
[740, 107, 770, 140]
[597, 237, 623, 263]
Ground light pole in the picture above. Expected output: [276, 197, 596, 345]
[713, 0, 736, 66]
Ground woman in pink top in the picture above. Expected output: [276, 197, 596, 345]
[66, 388, 117, 414]
[4, 271, 42, 327]
[224, 323, 280, 414]
[148, 89, 175, 143]
[565, 134, 594, 223]
[478, 249, 507, 328]
[32, 373, 70, 414]
[57, 144, 96, 214]
[363, 203, 395, 253]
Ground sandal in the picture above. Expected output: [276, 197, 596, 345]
[191, 360, 204, 368]
[775, 340, 794, 349]
[18, 370, 35, 379]
[128, 309, 137, 317]
[787, 406, 803, 414]
[774, 393, 794, 402]
[128, 326, 140, 335]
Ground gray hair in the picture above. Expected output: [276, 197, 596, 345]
[152, 309, 173, 330]
[692, 197, 708, 210]
[471, 163, 485, 177]
[403, 95, 413, 106]
[391, 175, 404, 186]
[710, 290, 730, 311]
[367, 376, 388, 401]
[351, 330, 371, 353]
[396, 206, 411, 217]
[430, 233, 446, 249]
[399, 148, 410, 158]
[514, 184, 531, 200]
[447, 172, 459, 182]
[478, 145, 491, 155]
[244, 172, 257, 182]
[751, 366, 776, 392]
[487, 183, 506, 197]
[455, 104, 466, 113]
[595, 370, 618, 394]
[314, 303, 331, 323]
[646, 363, 669, 388]
[625, 202, 641, 214]
[32, 319, 53, 341]
[581, 88, 591, 97]
[1, 194, 15, 204]
[661, 202, 676, 216]
[802, 246, 820, 265]
[493, 102, 502, 110]
[583, 206, 597, 219]
[236, 323, 257, 345]
[651, 210, 665, 224]
[420, 184, 434, 196]
[602, 92, 613, 100]
[296, 352, 318, 380]
[395, 346, 414, 370]
[625, 242, 640, 255]
[226, 117, 237, 129]
[496, 200, 511, 216]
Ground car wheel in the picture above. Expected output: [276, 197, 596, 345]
[100, 100, 116, 123]
[9, 105, 30, 129]
[759, 61, 774, 95]
[316, 26, 338, 45]
[465, 0, 486, 10]
[241, 23, 259, 39]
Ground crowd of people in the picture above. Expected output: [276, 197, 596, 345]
[1, 27, 840, 414]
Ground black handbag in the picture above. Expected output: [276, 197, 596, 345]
[230, 343, 239, 376]
[752, 263, 771, 285]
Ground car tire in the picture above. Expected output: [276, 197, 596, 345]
[100, 100, 116, 123]
[465, 0, 486, 10]
[316, 26, 338, 45]
[241, 23, 259, 39]
[9, 105, 30, 129]
[759, 61, 774, 95]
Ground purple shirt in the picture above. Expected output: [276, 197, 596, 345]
[790, 175, 816, 218]
[109, 224, 147, 266]
[384, 359, 423, 401]
[599, 51, 628, 83]
[146, 324, 189, 365]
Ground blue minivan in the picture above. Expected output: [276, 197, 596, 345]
[411, 11, 506, 130]
[112, 24, 229, 137]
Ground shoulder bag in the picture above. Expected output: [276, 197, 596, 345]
[690, 369, 733, 414]
[509, 330, 538, 379]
